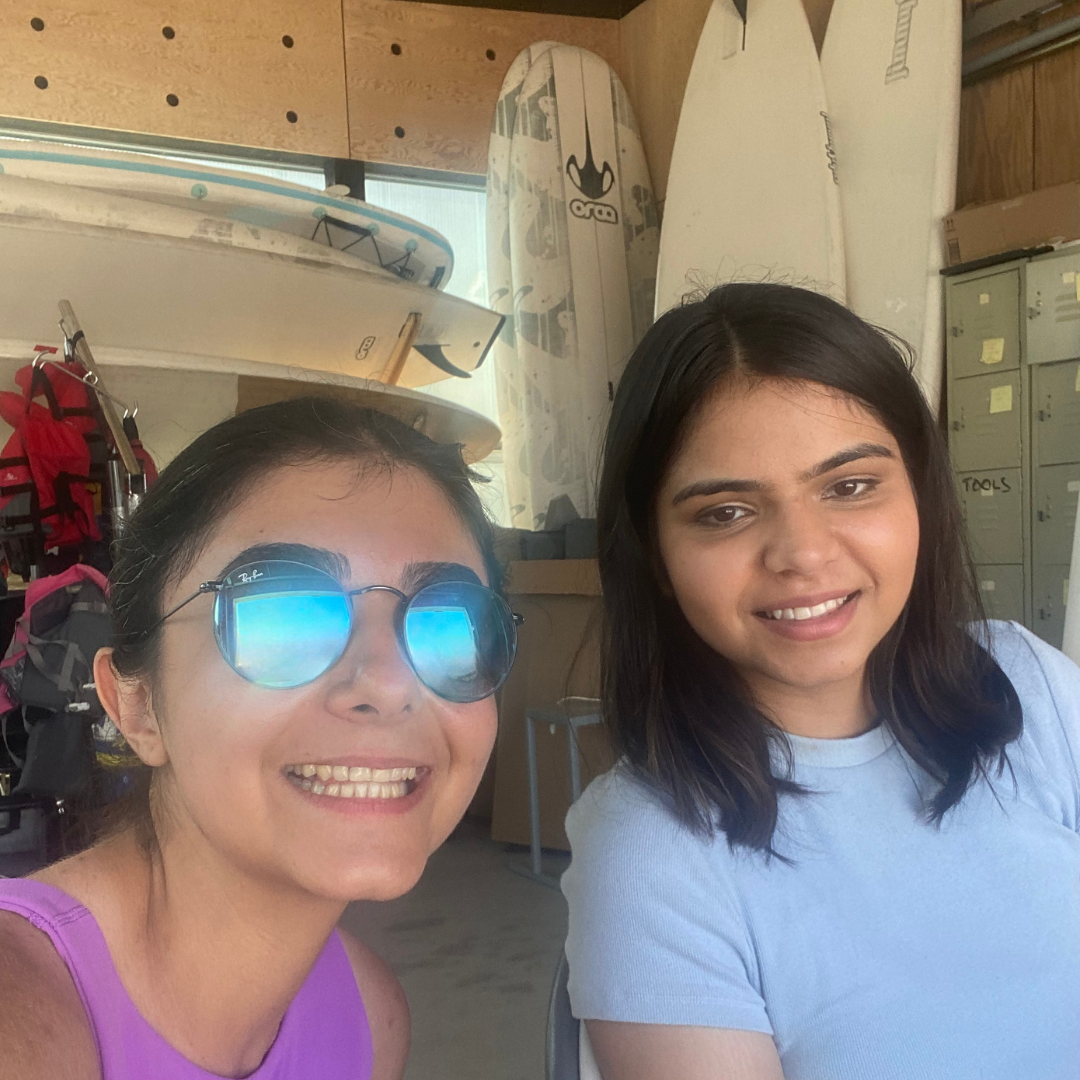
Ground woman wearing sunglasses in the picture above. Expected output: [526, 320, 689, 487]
[562, 284, 1080, 1080]
[0, 398, 519, 1079]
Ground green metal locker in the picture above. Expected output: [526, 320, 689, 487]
[974, 565, 1026, 625]
[957, 468, 1023, 565]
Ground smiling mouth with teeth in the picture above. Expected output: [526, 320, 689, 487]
[284, 764, 420, 800]
[758, 591, 859, 622]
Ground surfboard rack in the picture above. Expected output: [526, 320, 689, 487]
[414, 344, 472, 380]
[57, 300, 140, 476]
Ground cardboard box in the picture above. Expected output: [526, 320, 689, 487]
[490, 560, 613, 851]
[944, 182, 1080, 267]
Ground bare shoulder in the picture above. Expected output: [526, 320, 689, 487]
[0, 910, 100, 1080]
[338, 928, 410, 1080]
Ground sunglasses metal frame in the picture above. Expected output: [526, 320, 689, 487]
[152, 562, 523, 699]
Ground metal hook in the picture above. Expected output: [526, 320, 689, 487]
[32, 352, 135, 418]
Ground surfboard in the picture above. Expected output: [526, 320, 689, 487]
[0, 174, 502, 388]
[821, 0, 960, 410]
[656, 0, 845, 316]
[486, 42, 557, 526]
[0, 138, 454, 291]
[0, 342, 501, 470]
[499, 44, 659, 525]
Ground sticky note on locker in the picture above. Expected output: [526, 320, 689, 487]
[980, 338, 1005, 365]
[989, 385, 1013, 413]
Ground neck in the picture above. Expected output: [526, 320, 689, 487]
[58, 826, 347, 1078]
[746, 668, 875, 740]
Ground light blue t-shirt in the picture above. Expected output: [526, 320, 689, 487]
[562, 621, 1080, 1080]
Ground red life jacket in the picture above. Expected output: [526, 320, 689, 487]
[0, 362, 103, 549]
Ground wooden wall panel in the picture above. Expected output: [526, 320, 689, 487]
[617, 0, 710, 205]
[1033, 44, 1080, 189]
[956, 67, 1033, 207]
[343, 0, 620, 175]
[0, 0, 349, 157]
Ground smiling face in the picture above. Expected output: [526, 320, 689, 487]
[654, 378, 920, 729]
[131, 459, 498, 903]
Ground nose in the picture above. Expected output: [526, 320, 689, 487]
[760, 498, 842, 578]
[323, 590, 422, 721]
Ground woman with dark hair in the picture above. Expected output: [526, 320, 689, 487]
[0, 397, 519, 1079]
[562, 284, 1080, 1080]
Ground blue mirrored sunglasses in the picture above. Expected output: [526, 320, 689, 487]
[156, 559, 522, 702]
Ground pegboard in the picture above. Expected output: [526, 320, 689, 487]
[0, 0, 349, 158]
[343, 0, 621, 175]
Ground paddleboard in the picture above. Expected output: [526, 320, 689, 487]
[0, 174, 502, 388]
[0, 138, 454, 290]
[821, 0, 960, 410]
[656, 0, 845, 316]
[0, 342, 501, 469]
[501, 44, 659, 525]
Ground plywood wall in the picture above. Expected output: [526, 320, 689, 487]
[343, 0, 619, 175]
[957, 0, 1080, 208]
[0, 0, 350, 157]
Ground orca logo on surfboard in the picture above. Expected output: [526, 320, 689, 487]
[567, 115, 619, 225]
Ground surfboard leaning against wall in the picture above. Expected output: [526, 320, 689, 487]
[821, 0, 961, 412]
[490, 43, 658, 528]
[656, 0, 845, 317]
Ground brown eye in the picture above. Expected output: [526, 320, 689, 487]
[700, 505, 751, 527]
[829, 478, 874, 499]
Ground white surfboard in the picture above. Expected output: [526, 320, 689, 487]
[0, 175, 502, 388]
[656, 0, 845, 316]
[501, 45, 659, 525]
[821, 0, 960, 411]
[0, 138, 454, 290]
[486, 42, 557, 525]
[0, 343, 501, 470]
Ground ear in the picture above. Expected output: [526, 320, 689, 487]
[93, 647, 168, 768]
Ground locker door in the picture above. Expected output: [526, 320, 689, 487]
[948, 271, 1021, 379]
[1032, 563, 1070, 649]
[1026, 253, 1080, 364]
[958, 469, 1023, 564]
[975, 565, 1025, 625]
[1033, 463, 1080, 566]
[1032, 359, 1080, 465]
[949, 370, 1022, 473]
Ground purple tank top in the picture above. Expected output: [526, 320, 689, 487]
[0, 878, 374, 1080]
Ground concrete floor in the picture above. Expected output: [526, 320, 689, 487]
[342, 820, 570, 1080]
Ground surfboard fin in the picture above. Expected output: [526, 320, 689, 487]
[414, 344, 472, 379]
[731, 0, 747, 23]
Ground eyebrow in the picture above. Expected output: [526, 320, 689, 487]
[218, 543, 349, 581]
[401, 560, 482, 592]
[670, 442, 896, 505]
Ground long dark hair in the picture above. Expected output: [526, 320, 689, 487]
[598, 283, 1021, 853]
[104, 396, 500, 846]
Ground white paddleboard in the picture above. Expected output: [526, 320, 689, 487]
[502, 45, 659, 525]
[0, 138, 454, 290]
[656, 0, 845, 316]
[0, 175, 502, 388]
[821, 0, 960, 410]
[0, 343, 501, 469]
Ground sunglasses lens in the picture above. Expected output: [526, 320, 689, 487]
[215, 563, 351, 688]
[403, 581, 517, 703]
